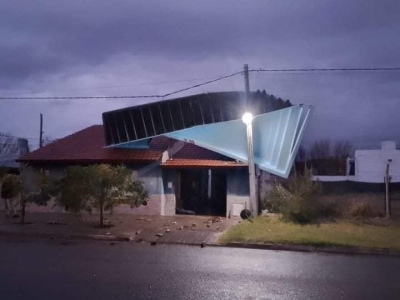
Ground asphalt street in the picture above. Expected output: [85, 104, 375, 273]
[0, 238, 399, 299]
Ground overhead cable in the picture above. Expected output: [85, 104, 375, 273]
[1, 67, 400, 100]
[0, 71, 244, 100]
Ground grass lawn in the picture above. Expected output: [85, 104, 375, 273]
[220, 215, 400, 251]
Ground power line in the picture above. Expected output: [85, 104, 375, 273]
[161, 71, 243, 98]
[3, 76, 215, 97]
[0, 94, 159, 100]
[1, 66, 399, 101]
[0, 71, 244, 100]
[252, 67, 400, 72]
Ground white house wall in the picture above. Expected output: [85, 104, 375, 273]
[355, 145, 400, 183]
[314, 141, 400, 183]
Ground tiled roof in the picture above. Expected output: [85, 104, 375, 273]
[18, 125, 163, 164]
[18, 125, 245, 168]
[162, 159, 246, 168]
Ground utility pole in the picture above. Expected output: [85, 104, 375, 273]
[243, 64, 258, 217]
[244, 64, 250, 106]
[39, 113, 43, 148]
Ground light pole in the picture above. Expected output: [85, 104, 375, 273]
[242, 112, 257, 217]
[385, 159, 392, 217]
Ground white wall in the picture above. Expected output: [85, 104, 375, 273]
[313, 141, 400, 183]
[355, 141, 400, 183]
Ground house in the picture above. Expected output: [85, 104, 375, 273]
[0, 136, 29, 213]
[314, 141, 400, 184]
[0, 136, 29, 173]
[352, 141, 400, 183]
[17, 91, 312, 216]
[17, 125, 250, 216]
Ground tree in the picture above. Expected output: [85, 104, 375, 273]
[309, 139, 331, 160]
[42, 136, 57, 147]
[0, 133, 18, 155]
[307, 139, 353, 175]
[295, 145, 307, 162]
[0, 173, 52, 223]
[56, 166, 93, 216]
[1, 174, 21, 218]
[19, 174, 55, 224]
[56, 164, 148, 227]
[333, 140, 353, 159]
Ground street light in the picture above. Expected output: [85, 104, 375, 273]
[242, 112, 257, 217]
[242, 112, 253, 125]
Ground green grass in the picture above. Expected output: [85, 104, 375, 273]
[220, 216, 400, 251]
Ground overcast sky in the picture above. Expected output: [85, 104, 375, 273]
[0, 0, 399, 150]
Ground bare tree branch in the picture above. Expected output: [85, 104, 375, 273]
[0, 134, 19, 155]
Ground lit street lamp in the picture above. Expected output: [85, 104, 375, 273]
[242, 112, 257, 217]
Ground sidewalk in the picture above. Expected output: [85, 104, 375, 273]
[2, 212, 399, 257]
[0, 212, 240, 246]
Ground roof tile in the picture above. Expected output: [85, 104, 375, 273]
[18, 125, 162, 164]
[18, 125, 245, 168]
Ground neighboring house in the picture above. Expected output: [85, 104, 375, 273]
[314, 141, 400, 183]
[17, 125, 249, 217]
[0, 137, 29, 172]
[0, 137, 29, 212]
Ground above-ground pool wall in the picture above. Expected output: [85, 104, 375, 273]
[226, 169, 250, 217]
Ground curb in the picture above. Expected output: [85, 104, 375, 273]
[0, 230, 131, 243]
[216, 242, 400, 257]
[2, 229, 400, 257]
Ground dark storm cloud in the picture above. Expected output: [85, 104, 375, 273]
[0, 44, 75, 88]
[0, 0, 399, 148]
[1, 0, 399, 88]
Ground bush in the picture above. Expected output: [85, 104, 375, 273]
[262, 167, 322, 224]
[1, 174, 21, 199]
[347, 202, 374, 220]
[56, 164, 148, 227]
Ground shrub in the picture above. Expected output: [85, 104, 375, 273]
[1, 174, 21, 199]
[347, 202, 374, 220]
[56, 164, 148, 227]
[262, 166, 322, 224]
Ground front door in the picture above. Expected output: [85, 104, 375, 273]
[178, 169, 226, 216]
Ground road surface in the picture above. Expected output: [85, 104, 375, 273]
[0, 238, 399, 299]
